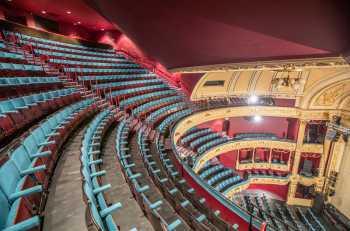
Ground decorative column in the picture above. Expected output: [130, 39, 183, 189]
[287, 119, 307, 205]
[291, 120, 308, 175]
[287, 151, 292, 169]
[268, 148, 273, 168]
[252, 148, 256, 164]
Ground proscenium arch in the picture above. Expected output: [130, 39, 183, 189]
[300, 70, 350, 109]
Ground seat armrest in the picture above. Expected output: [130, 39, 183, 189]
[90, 170, 106, 178]
[3, 216, 40, 231]
[9, 185, 43, 202]
[100, 202, 122, 218]
[15, 106, 29, 109]
[46, 132, 60, 137]
[93, 184, 111, 194]
[31, 150, 51, 158]
[21, 165, 46, 176]
[39, 140, 55, 147]
[4, 110, 19, 114]
[89, 159, 103, 165]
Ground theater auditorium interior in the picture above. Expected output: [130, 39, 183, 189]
[0, 0, 350, 231]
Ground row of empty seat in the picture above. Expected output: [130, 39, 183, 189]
[0, 88, 80, 145]
[0, 98, 97, 230]
[81, 109, 126, 231]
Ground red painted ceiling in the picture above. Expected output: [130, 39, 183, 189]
[5, 0, 350, 69]
[5, 0, 115, 31]
[87, 0, 350, 68]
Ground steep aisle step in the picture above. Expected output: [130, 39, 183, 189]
[43, 125, 88, 231]
[102, 125, 154, 231]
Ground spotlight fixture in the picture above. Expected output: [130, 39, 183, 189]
[248, 95, 259, 104]
[253, 115, 262, 123]
[101, 28, 105, 31]
[66, 11, 72, 14]
[41, 10, 47, 14]
[77, 21, 81, 24]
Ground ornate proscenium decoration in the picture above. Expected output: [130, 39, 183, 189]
[271, 64, 305, 92]
[327, 121, 350, 142]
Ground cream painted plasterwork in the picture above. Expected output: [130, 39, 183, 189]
[170, 56, 348, 73]
[190, 66, 350, 105]
[192, 139, 296, 172]
[173, 106, 333, 144]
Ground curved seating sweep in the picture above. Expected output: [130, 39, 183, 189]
[81, 109, 125, 231]
[0, 88, 80, 143]
[0, 99, 97, 230]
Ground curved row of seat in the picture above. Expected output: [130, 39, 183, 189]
[199, 164, 225, 179]
[92, 79, 163, 90]
[158, 109, 193, 132]
[0, 88, 80, 144]
[78, 73, 156, 83]
[35, 49, 123, 62]
[145, 102, 188, 124]
[81, 109, 126, 231]
[0, 98, 97, 231]
[197, 137, 229, 154]
[0, 76, 61, 86]
[0, 51, 25, 60]
[117, 90, 178, 110]
[49, 58, 133, 67]
[5, 31, 116, 53]
[0, 62, 43, 71]
[155, 134, 237, 230]
[232, 133, 278, 140]
[189, 133, 221, 149]
[136, 126, 221, 230]
[6, 33, 117, 58]
[115, 119, 188, 230]
[0, 77, 63, 99]
[180, 128, 212, 145]
[64, 67, 147, 74]
[132, 95, 184, 117]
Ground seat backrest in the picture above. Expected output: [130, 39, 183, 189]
[11, 98, 26, 107]
[23, 95, 36, 104]
[0, 160, 21, 199]
[23, 135, 40, 157]
[40, 122, 52, 135]
[31, 127, 46, 144]
[0, 100, 16, 111]
[47, 116, 58, 128]
[10, 145, 32, 172]
[0, 189, 10, 230]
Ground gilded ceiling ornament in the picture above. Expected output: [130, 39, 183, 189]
[315, 84, 345, 106]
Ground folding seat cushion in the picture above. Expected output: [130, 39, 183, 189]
[31, 127, 57, 159]
[39, 92, 58, 112]
[47, 91, 65, 107]
[0, 100, 27, 128]
[30, 93, 51, 114]
[83, 182, 121, 231]
[0, 160, 43, 208]
[0, 109, 16, 139]
[10, 98, 33, 121]
[10, 145, 48, 187]
[22, 134, 54, 173]
[0, 189, 41, 231]
[12, 97, 41, 121]
[40, 122, 62, 147]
